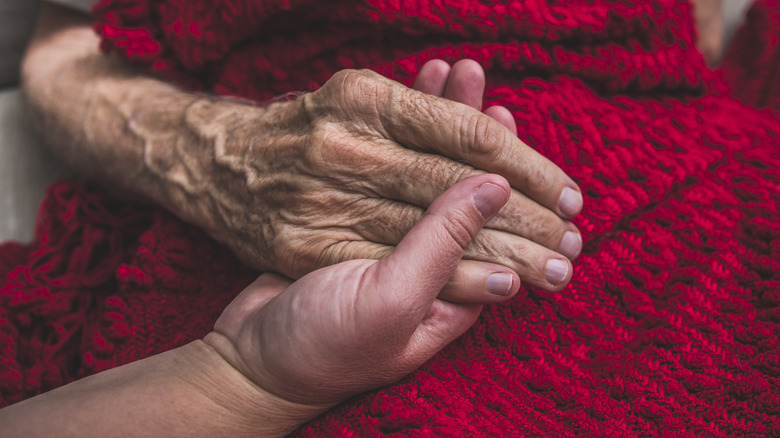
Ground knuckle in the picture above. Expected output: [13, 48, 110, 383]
[435, 209, 477, 251]
[325, 69, 364, 93]
[386, 88, 451, 141]
[541, 226, 562, 248]
[327, 69, 386, 111]
[506, 240, 539, 276]
[316, 69, 394, 138]
[465, 234, 502, 261]
[495, 196, 566, 248]
[459, 113, 504, 159]
[313, 70, 365, 113]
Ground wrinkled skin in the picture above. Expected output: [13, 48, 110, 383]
[197, 61, 582, 299]
[0, 172, 513, 437]
[205, 173, 516, 406]
[22, 8, 582, 300]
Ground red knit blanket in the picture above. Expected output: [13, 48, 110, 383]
[2, 0, 779, 435]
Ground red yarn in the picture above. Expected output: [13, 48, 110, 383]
[0, 182, 254, 405]
[2, 0, 780, 436]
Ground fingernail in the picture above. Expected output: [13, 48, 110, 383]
[545, 259, 569, 286]
[558, 187, 583, 217]
[559, 231, 582, 259]
[486, 272, 514, 296]
[473, 183, 508, 219]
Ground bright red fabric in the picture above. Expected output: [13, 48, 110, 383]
[2, 0, 779, 436]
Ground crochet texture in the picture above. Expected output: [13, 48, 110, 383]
[1, 0, 779, 436]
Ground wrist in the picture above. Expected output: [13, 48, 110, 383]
[195, 336, 333, 436]
[0, 340, 329, 437]
[170, 97, 301, 272]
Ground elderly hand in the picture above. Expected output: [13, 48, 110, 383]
[22, 5, 580, 300]
[186, 62, 581, 301]
[205, 173, 515, 406]
[0, 174, 517, 438]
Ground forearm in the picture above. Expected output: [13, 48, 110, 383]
[21, 4, 584, 293]
[0, 340, 327, 437]
[21, 4, 270, 241]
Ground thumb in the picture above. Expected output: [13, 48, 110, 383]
[374, 174, 511, 316]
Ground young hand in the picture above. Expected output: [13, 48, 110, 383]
[205, 173, 518, 406]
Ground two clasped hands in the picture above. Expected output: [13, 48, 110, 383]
[6, 33, 582, 434]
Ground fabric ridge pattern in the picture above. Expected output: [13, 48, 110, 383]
[1, 0, 779, 436]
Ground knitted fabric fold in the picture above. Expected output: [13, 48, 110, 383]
[92, 0, 714, 98]
[1, 0, 779, 436]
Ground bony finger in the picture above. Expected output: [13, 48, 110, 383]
[488, 189, 581, 258]
[439, 260, 522, 304]
[313, 70, 582, 220]
[370, 73, 583, 219]
[340, 175, 581, 264]
[465, 228, 575, 292]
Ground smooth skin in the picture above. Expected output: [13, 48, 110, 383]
[0, 174, 516, 437]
